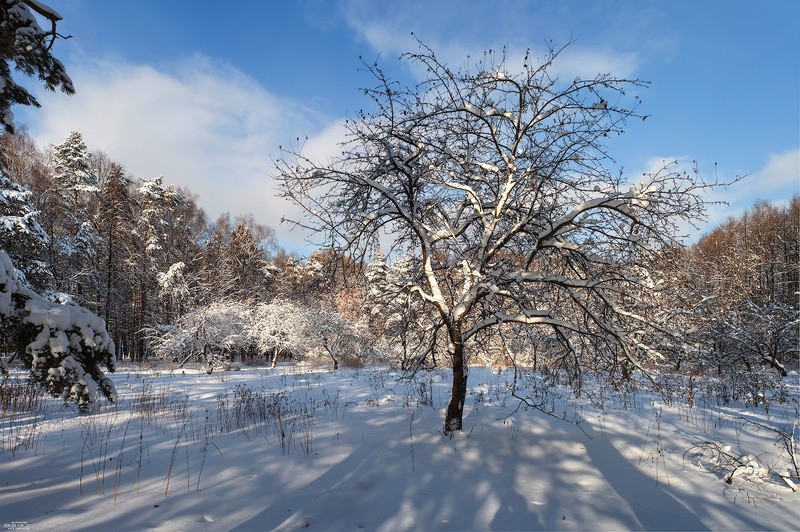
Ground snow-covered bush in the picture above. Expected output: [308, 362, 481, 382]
[143, 301, 252, 368]
[248, 300, 374, 369]
[0, 251, 116, 409]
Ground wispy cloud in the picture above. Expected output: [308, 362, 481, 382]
[635, 149, 800, 242]
[728, 149, 800, 202]
[696, 149, 799, 235]
[28, 55, 338, 253]
[341, 0, 642, 80]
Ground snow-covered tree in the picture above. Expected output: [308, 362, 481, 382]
[660, 198, 800, 400]
[366, 251, 436, 370]
[248, 299, 371, 369]
[135, 176, 183, 259]
[0, 167, 52, 289]
[0, 0, 74, 132]
[270, 252, 325, 302]
[143, 300, 251, 369]
[157, 261, 190, 322]
[51, 130, 97, 207]
[42, 130, 102, 301]
[0, 127, 52, 196]
[0, 250, 115, 409]
[196, 213, 274, 303]
[278, 43, 716, 431]
[723, 302, 797, 379]
[128, 176, 203, 359]
[94, 162, 134, 339]
[226, 218, 272, 300]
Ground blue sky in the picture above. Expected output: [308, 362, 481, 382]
[18, 0, 800, 252]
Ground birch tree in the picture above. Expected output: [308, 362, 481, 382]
[277, 43, 714, 432]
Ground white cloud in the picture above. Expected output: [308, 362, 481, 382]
[555, 48, 639, 80]
[302, 120, 350, 167]
[634, 149, 800, 242]
[695, 148, 800, 237]
[28, 55, 339, 254]
[341, 0, 640, 80]
[729, 149, 800, 201]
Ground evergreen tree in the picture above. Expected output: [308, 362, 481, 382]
[45, 130, 101, 298]
[0, 168, 52, 289]
[0, 0, 74, 132]
[0, 250, 116, 409]
[51, 130, 97, 208]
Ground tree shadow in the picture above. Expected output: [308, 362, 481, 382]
[583, 428, 711, 531]
[230, 405, 727, 531]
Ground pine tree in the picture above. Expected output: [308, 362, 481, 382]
[0, 168, 52, 290]
[45, 131, 101, 299]
[0, 250, 116, 409]
[0, 0, 75, 132]
[52, 130, 97, 210]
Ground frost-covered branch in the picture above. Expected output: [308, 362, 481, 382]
[277, 41, 721, 431]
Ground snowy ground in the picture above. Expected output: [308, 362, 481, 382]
[1, 364, 798, 531]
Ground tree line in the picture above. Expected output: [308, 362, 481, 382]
[0, 129, 328, 359]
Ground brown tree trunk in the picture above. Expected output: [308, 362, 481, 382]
[444, 329, 467, 432]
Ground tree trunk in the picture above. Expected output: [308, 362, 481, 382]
[444, 332, 467, 432]
[105, 226, 113, 327]
[322, 342, 339, 371]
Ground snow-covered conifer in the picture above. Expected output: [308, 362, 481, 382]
[51, 131, 97, 199]
[0, 168, 52, 289]
[136, 176, 184, 258]
[0, 250, 116, 409]
[44, 131, 102, 299]
[0, 0, 74, 132]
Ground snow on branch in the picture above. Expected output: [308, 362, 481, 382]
[0, 251, 116, 409]
[277, 41, 723, 431]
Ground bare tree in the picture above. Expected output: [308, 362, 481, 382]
[277, 43, 714, 432]
[663, 197, 800, 401]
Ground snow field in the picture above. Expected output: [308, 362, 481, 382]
[0, 365, 797, 531]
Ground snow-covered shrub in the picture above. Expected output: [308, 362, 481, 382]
[0, 251, 116, 409]
[248, 300, 374, 369]
[143, 301, 252, 368]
